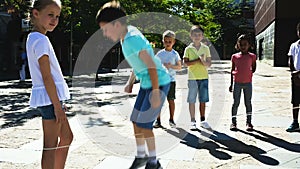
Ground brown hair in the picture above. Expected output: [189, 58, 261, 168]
[95, 0, 126, 25]
[297, 22, 300, 31]
[235, 33, 251, 50]
[190, 25, 204, 35]
[30, 0, 62, 24]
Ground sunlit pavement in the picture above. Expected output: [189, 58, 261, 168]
[0, 60, 299, 169]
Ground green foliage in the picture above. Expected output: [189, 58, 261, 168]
[1, 0, 245, 56]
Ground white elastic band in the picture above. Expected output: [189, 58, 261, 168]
[43, 145, 70, 151]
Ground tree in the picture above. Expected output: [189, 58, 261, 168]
[1, 0, 246, 60]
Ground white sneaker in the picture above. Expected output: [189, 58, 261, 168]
[190, 121, 197, 130]
[200, 121, 211, 129]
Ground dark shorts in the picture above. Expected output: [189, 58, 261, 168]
[37, 102, 63, 120]
[167, 82, 176, 100]
[130, 83, 170, 129]
[292, 78, 300, 105]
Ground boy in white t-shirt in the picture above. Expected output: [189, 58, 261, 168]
[154, 30, 181, 128]
[286, 22, 300, 132]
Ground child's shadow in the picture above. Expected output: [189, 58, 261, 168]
[200, 130, 279, 166]
[238, 129, 300, 152]
[166, 128, 231, 160]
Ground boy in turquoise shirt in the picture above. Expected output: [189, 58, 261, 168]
[183, 25, 212, 130]
[96, 1, 170, 169]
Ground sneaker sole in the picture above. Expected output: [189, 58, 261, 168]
[286, 128, 300, 132]
[129, 158, 148, 169]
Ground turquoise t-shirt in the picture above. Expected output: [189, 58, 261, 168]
[121, 25, 170, 89]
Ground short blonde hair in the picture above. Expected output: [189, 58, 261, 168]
[163, 30, 176, 39]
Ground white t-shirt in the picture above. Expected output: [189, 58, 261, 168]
[156, 49, 181, 82]
[288, 40, 300, 71]
[26, 32, 70, 108]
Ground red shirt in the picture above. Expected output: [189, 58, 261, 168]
[231, 52, 256, 83]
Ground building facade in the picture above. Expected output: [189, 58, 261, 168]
[255, 0, 300, 66]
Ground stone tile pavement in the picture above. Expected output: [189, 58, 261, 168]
[0, 60, 299, 169]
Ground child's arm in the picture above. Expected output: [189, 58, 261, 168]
[165, 60, 182, 70]
[229, 61, 235, 92]
[39, 55, 66, 123]
[252, 57, 257, 73]
[139, 50, 160, 108]
[183, 57, 201, 66]
[289, 55, 296, 72]
[200, 55, 212, 67]
[124, 71, 136, 93]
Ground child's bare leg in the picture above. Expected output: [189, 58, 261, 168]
[189, 103, 196, 121]
[54, 120, 73, 169]
[168, 99, 175, 121]
[133, 123, 146, 157]
[42, 120, 59, 169]
[143, 128, 155, 151]
[200, 102, 206, 121]
[142, 128, 156, 163]
[156, 114, 161, 121]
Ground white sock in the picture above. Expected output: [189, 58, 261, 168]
[136, 144, 146, 158]
[148, 150, 157, 164]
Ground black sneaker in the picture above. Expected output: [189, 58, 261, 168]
[153, 120, 162, 128]
[169, 120, 176, 128]
[145, 160, 162, 169]
[246, 123, 254, 131]
[129, 156, 148, 169]
[230, 123, 237, 131]
[286, 122, 300, 132]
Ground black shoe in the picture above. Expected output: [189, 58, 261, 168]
[129, 156, 148, 169]
[145, 160, 162, 169]
[169, 120, 176, 128]
[230, 123, 237, 131]
[153, 120, 162, 128]
[286, 122, 300, 132]
[246, 123, 254, 131]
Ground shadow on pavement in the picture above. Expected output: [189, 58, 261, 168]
[166, 128, 232, 160]
[200, 130, 279, 166]
[0, 93, 30, 112]
[0, 108, 40, 129]
[0, 81, 32, 89]
[0, 83, 34, 129]
[167, 128, 280, 166]
[238, 129, 300, 152]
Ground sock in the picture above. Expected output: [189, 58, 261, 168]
[136, 144, 146, 158]
[293, 119, 299, 123]
[200, 116, 205, 122]
[148, 150, 157, 164]
[191, 118, 196, 122]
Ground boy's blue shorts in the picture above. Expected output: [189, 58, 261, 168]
[187, 79, 209, 103]
[130, 83, 170, 129]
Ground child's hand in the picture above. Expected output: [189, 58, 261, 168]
[229, 85, 233, 92]
[163, 63, 172, 69]
[151, 89, 161, 108]
[200, 54, 205, 59]
[124, 84, 133, 93]
[54, 106, 67, 123]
